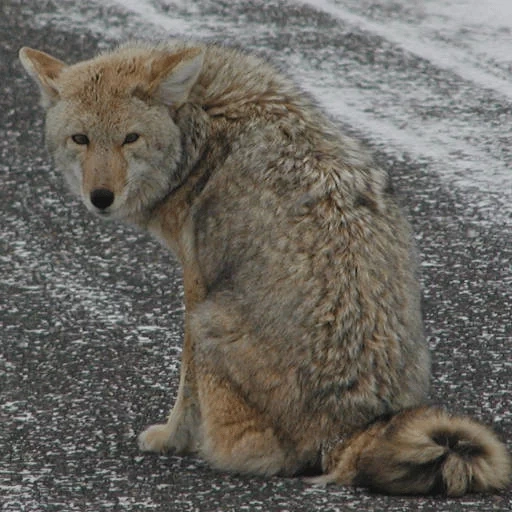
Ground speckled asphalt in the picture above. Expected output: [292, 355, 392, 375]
[1, 1, 511, 511]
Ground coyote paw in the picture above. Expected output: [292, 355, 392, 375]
[138, 423, 173, 453]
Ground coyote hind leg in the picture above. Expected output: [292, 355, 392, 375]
[197, 372, 300, 476]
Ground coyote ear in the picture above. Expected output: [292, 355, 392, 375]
[19, 47, 66, 108]
[148, 47, 204, 106]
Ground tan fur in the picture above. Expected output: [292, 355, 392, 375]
[19, 40, 511, 495]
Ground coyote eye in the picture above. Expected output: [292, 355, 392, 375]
[123, 133, 140, 145]
[71, 134, 90, 145]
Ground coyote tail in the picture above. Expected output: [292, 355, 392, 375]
[314, 406, 511, 496]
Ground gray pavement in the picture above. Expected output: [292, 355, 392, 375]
[1, 1, 511, 511]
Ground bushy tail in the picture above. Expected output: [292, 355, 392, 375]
[313, 406, 511, 496]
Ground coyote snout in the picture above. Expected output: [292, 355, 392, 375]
[78, 143, 127, 215]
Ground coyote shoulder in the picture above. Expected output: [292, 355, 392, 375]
[19, 40, 510, 496]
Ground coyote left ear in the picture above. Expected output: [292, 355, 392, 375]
[19, 47, 67, 108]
[148, 48, 204, 106]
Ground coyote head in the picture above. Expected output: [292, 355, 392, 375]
[19, 43, 204, 222]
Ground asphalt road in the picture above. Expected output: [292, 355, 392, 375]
[1, 1, 511, 511]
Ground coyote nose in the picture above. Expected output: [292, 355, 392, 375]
[90, 188, 114, 210]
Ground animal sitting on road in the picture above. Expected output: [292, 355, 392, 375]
[19, 40, 511, 496]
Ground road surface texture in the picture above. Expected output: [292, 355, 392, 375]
[1, 0, 511, 511]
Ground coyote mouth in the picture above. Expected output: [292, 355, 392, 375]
[85, 201, 113, 218]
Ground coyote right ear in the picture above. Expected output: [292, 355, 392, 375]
[19, 47, 67, 108]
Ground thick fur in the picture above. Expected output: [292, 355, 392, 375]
[312, 407, 511, 496]
[19, 40, 511, 495]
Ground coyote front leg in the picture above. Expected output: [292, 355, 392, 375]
[138, 227, 206, 454]
[138, 325, 201, 454]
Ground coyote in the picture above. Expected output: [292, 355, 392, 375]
[19, 40, 510, 496]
